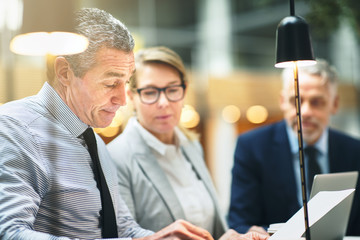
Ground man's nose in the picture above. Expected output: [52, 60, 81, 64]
[301, 100, 312, 116]
[112, 86, 127, 106]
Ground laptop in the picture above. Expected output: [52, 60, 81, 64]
[270, 189, 355, 240]
[269, 171, 359, 240]
[310, 171, 359, 199]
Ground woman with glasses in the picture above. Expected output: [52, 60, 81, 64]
[107, 46, 228, 239]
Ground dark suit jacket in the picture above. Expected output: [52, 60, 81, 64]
[228, 120, 360, 236]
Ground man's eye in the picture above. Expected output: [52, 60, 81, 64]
[106, 82, 118, 88]
[310, 99, 326, 108]
[289, 97, 296, 104]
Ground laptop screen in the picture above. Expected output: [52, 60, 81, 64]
[310, 171, 358, 199]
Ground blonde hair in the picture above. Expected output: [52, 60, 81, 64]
[130, 46, 199, 141]
[129, 46, 188, 92]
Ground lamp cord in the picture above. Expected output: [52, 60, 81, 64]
[290, 0, 295, 16]
[293, 62, 311, 240]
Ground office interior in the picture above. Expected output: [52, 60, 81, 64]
[1, 0, 360, 212]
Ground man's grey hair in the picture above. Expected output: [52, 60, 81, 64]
[281, 59, 338, 90]
[64, 8, 135, 77]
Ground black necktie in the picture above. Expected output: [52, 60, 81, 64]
[304, 146, 321, 194]
[83, 128, 118, 238]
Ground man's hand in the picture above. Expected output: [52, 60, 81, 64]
[219, 229, 269, 240]
[247, 226, 269, 236]
[136, 219, 214, 240]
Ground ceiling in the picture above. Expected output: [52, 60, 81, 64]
[81, 0, 321, 71]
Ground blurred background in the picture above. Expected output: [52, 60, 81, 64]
[1, 0, 360, 212]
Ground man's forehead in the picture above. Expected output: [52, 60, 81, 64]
[286, 74, 328, 88]
[285, 84, 331, 98]
[95, 47, 134, 60]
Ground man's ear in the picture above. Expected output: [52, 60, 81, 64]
[279, 91, 286, 111]
[54, 57, 72, 86]
[331, 94, 340, 115]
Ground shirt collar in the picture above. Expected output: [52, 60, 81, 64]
[38, 82, 88, 138]
[132, 117, 187, 156]
[286, 123, 328, 156]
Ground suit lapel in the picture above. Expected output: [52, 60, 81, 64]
[328, 129, 338, 172]
[181, 144, 217, 201]
[181, 143, 227, 230]
[273, 121, 298, 202]
[118, 118, 186, 220]
[135, 146, 186, 220]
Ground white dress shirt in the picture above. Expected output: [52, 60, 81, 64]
[0, 82, 152, 240]
[286, 124, 330, 205]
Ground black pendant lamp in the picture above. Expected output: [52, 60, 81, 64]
[275, 0, 315, 67]
[275, 0, 316, 240]
[275, 15, 315, 67]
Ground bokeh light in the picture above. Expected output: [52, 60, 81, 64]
[222, 105, 241, 123]
[246, 105, 268, 124]
[180, 104, 200, 128]
[98, 127, 120, 138]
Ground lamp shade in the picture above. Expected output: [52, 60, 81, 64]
[10, 0, 88, 56]
[275, 16, 315, 68]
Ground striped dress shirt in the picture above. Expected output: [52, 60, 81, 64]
[0, 82, 153, 240]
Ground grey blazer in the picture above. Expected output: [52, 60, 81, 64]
[107, 117, 227, 239]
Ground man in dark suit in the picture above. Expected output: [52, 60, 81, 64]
[228, 59, 360, 236]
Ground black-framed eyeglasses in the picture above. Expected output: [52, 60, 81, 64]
[136, 84, 186, 104]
